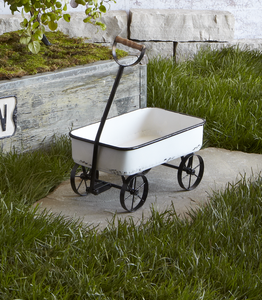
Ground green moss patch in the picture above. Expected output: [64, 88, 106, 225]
[0, 31, 127, 80]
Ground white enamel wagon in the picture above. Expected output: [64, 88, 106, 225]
[69, 37, 205, 212]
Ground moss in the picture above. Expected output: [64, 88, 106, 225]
[0, 31, 128, 80]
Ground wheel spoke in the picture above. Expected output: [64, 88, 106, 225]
[136, 194, 143, 201]
[182, 173, 188, 180]
[124, 192, 132, 201]
[134, 181, 146, 192]
[131, 195, 135, 211]
[192, 163, 201, 171]
[76, 179, 84, 191]
[133, 176, 137, 188]
[188, 174, 192, 190]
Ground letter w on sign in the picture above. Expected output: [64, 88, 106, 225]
[0, 96, 17, 139]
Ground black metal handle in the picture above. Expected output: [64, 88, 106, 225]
[90, 37, 146, 191]
[113, 36, 146, 67]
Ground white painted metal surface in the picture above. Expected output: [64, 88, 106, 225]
[70, 107, 205, 175]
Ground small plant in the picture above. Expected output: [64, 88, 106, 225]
[4, 0, 116, 53]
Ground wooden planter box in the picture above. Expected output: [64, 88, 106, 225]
[0, 58, 147, 152]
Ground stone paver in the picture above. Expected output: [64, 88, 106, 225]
[35, 148, 262, 229]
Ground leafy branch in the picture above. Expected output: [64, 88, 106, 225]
[5, 0, 116, 53]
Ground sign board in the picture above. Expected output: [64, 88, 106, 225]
[0, 96, 17, 139]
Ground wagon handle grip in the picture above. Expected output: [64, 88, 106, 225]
[113, 36, 146, 67]
[114, 36, 144, 51]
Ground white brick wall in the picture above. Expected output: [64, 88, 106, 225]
[1, 0, 261, 39]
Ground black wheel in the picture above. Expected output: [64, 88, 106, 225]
[70, 164, 99, 196]
[177, 153, 204, 191]
[120, 174, 149, 212]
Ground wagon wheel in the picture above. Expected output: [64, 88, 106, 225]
[120, 174, 149, 212]
[70, 164, 99, 196]
[177, 153, 204, 191]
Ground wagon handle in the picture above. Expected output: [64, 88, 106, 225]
[112, 36, 146, 67]
[115, 36, 144, 51]
[90, 37, 146, 191]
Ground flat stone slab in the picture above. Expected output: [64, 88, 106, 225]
[0, 11, 127, 43]
[0, 14, 23, 35]
[175, 42, 229, 62]
[175, 39, 262, 62]
[35, 148, 262, 229]
[143, 41, 174, 59]
[130, 9, 235, 42]
[58, 10, 128, 43]
[231, 39, 262, 51]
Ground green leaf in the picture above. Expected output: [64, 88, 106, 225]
[85, 7, 92, 15]
[20, 18, 28, 29]
[75, 0, 85, 5]
[83, 16, 92, 23]
[21, 8, 25, 18]
[63, 14, 70, 22]
[28, 41, 41, 54]
[20, 36, 31, 45]
[29, 14, 36, 22]
[33, 10, 39, 17]
[34, 1, 41, 8]
[48, 20, 58, 31]
[41, 14, 51, 25]
[56, 1, 62, 8]
[40, 24, 45, 32]
[55, 9, 62, 14]
[23, 3, 31, 12]
[99, 4, 106, 13]
[32, 21, 39, 30]
[10, 4, 18, 12]
[90, 11, 100, 19]
[45, 1, 52, 8]
[48, 13, 57, 22]
[95, 21, 106, 30]
[33, 29, 43, 41]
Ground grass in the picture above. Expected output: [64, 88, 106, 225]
[147, 47, 262, 153]
[0, 30, 127, 80]
[1, 46, 262, 298]
[1, 173, 262, 298]
[0, 135, 73, 206]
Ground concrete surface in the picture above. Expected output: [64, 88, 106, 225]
[35, 147, 262, 229]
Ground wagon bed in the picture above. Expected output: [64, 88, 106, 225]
[70, 107, 205, 175]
